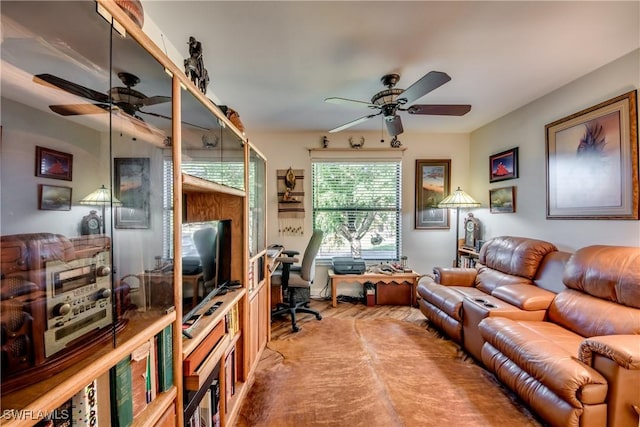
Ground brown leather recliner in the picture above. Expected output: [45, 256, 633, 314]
[416, 236, 558, 343]
[479, 245, 640, 427]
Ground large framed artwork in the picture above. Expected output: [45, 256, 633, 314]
[545, 90, 638, 219]
[114, 157, 151, 228]
[415, 159, 451, 229]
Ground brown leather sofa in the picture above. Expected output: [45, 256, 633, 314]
[479, 245, 640, 427]
[417, 237, 640, 427]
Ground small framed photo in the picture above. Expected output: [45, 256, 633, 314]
[489, 147, 518, 183]
[489, 186, 516, 214]
[114, 157, 151, 229]
[39, 184, 72, 211]
[35, 146, 73, 181]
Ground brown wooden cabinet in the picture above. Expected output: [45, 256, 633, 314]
[0, 1, 267, 426]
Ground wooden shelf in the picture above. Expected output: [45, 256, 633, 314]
[131, 387, 178, 427]
[1, 311, 175, 427]
[308, 147, 407, 152]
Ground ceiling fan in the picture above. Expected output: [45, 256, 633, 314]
[33, 71, 173, 132]
[325, 71, 471, 137]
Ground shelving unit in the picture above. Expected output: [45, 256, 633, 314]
[0, 1, 269, 426]
[458, 240, 480, 268]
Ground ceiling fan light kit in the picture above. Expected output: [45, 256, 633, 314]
[326, 71, 471, 136]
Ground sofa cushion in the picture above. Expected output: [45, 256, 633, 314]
[417, 282, 487, 321]
[478, 236, 557, 280]
[479, 317, 608, 407]
[548, 289, 640, 337]
[474, 264, 533, 293]
[563, 245, 640, 309]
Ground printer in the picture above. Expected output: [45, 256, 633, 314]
[331, 256, 366, 274]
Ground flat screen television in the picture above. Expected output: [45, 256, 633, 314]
[181, 219, 232, 299]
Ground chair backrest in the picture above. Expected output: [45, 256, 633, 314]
[299, 229, 324, 282]
[193, 227, 217, 282]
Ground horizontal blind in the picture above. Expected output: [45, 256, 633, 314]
[312, 160, 401, 261]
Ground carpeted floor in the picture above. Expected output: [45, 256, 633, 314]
[236, 317, 543, 426]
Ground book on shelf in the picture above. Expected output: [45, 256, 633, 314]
[130, 340, 152, 417]
[211, 379, 221, 427]
[70, 379, 99, 426]
[224, 347, 236, 413]
[199, 388, 213, 427]
[110, 356, 134, 427]
[157, 324, 174, 392]
[225, 304, 240, 336]
[35, 399, 72, 427]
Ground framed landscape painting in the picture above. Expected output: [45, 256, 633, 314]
[415, 159, 451, 229]
[114, 157, 151, 228]
[545, 90, 638, 219]
[489, 186, 516, 213]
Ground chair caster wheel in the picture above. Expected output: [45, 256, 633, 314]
[292, 326, 300, 333]
[316, 314, 322, 320]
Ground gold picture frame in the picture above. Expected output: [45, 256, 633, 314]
[545, 90, 638, 219]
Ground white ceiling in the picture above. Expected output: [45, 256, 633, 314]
[144, 1, 638, 136]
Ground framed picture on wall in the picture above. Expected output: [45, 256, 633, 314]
[489, 186, 516, 213]
[415, 159, 451, 229]
[545, 90, 638, 219]
[114, 157, 151, 229]
[39, 184, 72, 211]
[489, 147, 518, 183]
[35, 146, 73, 181]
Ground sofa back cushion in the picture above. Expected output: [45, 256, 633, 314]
[563, 245, 640, 309]
[548, 289, 640, 337]
[474, 236, 558, 293]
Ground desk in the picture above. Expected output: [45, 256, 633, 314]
[327, 269, 420, 308]
[266, 247, 283, 309]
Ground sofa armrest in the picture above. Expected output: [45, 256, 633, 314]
[579, 335, 640, 370]
[433, 267, 477, 287]
[491, 284, 556, 311]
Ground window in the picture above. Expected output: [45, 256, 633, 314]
[312, 160, 401, 261]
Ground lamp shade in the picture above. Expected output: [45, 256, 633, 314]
[79, 185, 123, 206]
[438, 187, 480, 208]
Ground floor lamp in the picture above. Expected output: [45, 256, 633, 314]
[79, 185, 123, 234]
[438, 187, 480, 267]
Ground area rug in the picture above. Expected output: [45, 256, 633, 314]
[237, 317, 542, 427]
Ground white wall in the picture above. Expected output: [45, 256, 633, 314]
[250, 131, 470, 296]
[468, 49, 640, 252]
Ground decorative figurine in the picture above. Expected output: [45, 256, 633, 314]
[184, 36, 209, 94]
[390, 136, 402, 148]
[322, 135, 329, 148]
[349, 136, 365, 149]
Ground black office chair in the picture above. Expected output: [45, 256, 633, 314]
[193, 226, 218, 294]
[271, 229, 323, 332]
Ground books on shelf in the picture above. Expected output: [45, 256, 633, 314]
[71, 380, 99, 426]
[225, 304, 240, 336]
[110, 356, 134, 427]
[459, 254, 477, 268]
[157, 324, 174, 392]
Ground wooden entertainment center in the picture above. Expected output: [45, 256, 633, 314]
[0, 1, 268, 426]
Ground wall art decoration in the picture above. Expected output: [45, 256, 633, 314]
[489, 147, 518, 183]
[489, 186, 516, 214]
[545, 90, 638, 219]
[39, 184, 72, 211]
[277, 168, 305, 235]
[36, 146, 73, 181]
[415, 159, 451, 229]
[114, 157, 150, 228]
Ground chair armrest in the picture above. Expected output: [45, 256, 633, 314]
[433, 267, 477, 287]
[282, 249, 300, 257]
[579, 335, 640, 370]
[491, 284, 556, 311]
[276, 256, 300, 264]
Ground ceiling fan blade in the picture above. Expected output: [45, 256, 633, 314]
[407, 104, 472, 116]
[325, 97, 376, 109]
[328, 113, 380, 133]
[398, 71, 451, 105]
[34, 73, 109, 103]
[385, 115, 404, 136]
[138, 110, 211, 131]
[142, 95, 172, 106]
[49, 103, 110, 116]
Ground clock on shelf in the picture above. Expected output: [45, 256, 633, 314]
[81, 210, 101, 235]
[463, 212, 481, 250]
